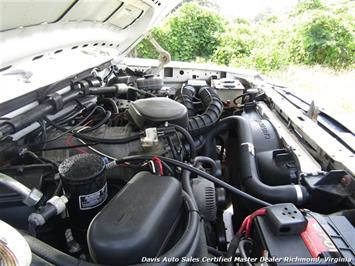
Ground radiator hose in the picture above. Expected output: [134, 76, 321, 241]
[203, 116, 309, 205]
[175, 85, 223, 136]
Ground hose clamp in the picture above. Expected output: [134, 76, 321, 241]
[294, 185, 303, 205]
[241, 142, 255, 156]
[47, 93, 64, 113]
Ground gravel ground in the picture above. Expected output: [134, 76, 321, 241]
[267, 65, 355, 131]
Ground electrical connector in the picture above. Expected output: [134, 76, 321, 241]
[141, 128, 159, 147]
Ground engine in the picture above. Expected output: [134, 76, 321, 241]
[0, 66, 354, 266]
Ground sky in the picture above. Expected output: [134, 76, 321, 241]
[217, 0, 299, 20]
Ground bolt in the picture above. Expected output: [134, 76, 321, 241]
[340, 175, 351, 186]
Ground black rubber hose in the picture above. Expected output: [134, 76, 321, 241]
[181, 170, 195, 199]
[177, 222, 201, 266]
[122, 192, 199, 266]
[207, 246, 225, 257]
[179, 170, 205, 265]
[23, 234, 99, 266]
[175, 85, 197, 117]
[239, 239, 254, 266]
[233, 93, 248, 105]
[52, 179, 63, 197]
[72, 130, 142, 144]
[168, 123, 196, 159]
[54, 105, 84, 125]
[89, 86, 156, 98]
[31, 253, 55, 266]
[80, 111, 112, 133]
[161, 160, 175, 176]
[115, 155, 271, 207]
[153, 191, 199, 265]
[127, 86, 157, 98]
[194, 135, 206, 152]
[175, 86, 223, 137]
[100, 98, 118, 114]
[202, 116, 309, 205]
[225, 233, 242, 266]
[193, 156, 217, 175]
[44, 106, 103, 143]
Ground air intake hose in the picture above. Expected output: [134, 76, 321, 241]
[203, 116, 309, 205]
[175, 85, 223, 136]
[175, 85, 197, 117]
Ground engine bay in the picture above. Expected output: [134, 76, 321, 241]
[0, 63, 354, 266]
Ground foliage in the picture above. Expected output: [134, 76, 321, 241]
[135, 0, 354, 73]
[182, 0, 221, 12]
[136, 39, 159, 59]
[295, 0, 325, 13]
[211, 22, 254, 65]
[137, 3, 226, 61]
[289, 10, 354, 69]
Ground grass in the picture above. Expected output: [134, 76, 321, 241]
[267, 65, 355, 131]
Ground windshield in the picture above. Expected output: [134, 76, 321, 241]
[132, 0, 354, 130]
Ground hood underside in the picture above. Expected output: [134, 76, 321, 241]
[0, 0, 180, 103]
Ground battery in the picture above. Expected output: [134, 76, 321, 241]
[253, 212, 354, 265]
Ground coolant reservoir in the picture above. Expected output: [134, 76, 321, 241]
[0, 220, 32, 266]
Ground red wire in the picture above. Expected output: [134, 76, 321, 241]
[245, 208, 266, 237]
[152, 156, 164, 176]
[65, 134, 87, 154]
[237, 207, 266, 237]
[238, 214, 251, 234]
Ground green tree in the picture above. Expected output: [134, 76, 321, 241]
[136, 3, 226, 61]
[289, 10, 354, 68]
[136, 0, 354, 72]
[295, 0, 325, 14]
[211, 21, 255, 65]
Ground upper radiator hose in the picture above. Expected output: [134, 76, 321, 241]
[175, 85, 223, 136]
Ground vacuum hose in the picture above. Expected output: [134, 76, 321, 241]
[23, 234, 98, 266]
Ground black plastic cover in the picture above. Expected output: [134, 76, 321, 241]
[87, 171, 182, 265]
[321, 215, 355, 264]
[249, 120, 281, 153]
[266, 203, 307, 236]
[128, 97, 188, 129]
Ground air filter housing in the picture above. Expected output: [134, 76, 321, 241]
[87, 171, 182, 265]
[128, 97, 188, 129]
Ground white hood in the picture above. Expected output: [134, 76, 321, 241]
[0, 0, 180, 103]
